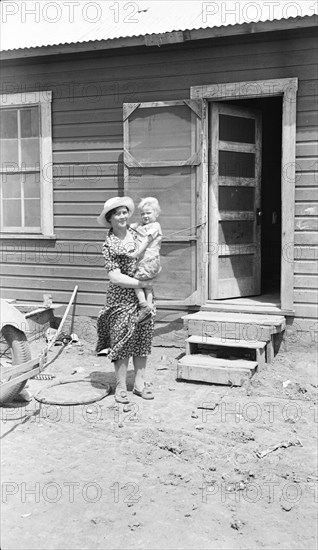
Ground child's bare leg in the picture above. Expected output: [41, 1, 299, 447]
[135, 287, 147, 306]
[144, 288, 153, 308]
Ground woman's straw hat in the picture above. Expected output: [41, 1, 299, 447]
[97, 196, 135, 227]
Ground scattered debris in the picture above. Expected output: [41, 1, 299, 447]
[128, 521, 142, 531]
[33, 374, 56, 380]
[281, 502, 294, 512]
[231, 519, 245, 531]
[256, 439, 303, 459]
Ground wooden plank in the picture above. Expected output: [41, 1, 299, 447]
[281, 81, 298, 311]
[187, 335, 267, 350]
[177, 355, 257, 386]
[4, 33, 317, 77]
[295, 203, 318, 216]
[183, 99, 202, 119]
[296, 158, 318, 172]
[185, 311, 286, 325]
[294, 289, 318, 303]
[1, 357, 40, 378]
[191, 78, 299, 100]
[53, 150, 122, 163]
[219, 141, 256, 153]
[186, 320, 275, 342]
[218, 176, 256, 187]
[199, 99, 209, 304]
[294, 275, 318, 288]
[294, 232, 318, 245]
[219, 212, 254, 221]
[216, 244, 256, 256]
[123, 148, 142, 168]
[123, 103, 140, 121]
[296, 142, 318, 156]
[294, 261, 318, 274]
[208, 102, 219, 299]
[295, 218, 318, 231]
[201, 303, 284, 316]
[294, 304, 318, 318]
[295, 188, 318, 201]
[0, 367, 42, 392]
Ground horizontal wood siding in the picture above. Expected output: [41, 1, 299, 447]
[1, 30, 317, 329]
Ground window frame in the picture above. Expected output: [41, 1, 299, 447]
[0, 91, 54, 237]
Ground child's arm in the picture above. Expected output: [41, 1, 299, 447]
[125, 234, 154, 259]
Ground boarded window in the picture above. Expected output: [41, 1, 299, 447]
[123, 100, 202, 304]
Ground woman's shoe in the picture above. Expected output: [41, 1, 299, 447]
[132, 384, 154, 400]
[115, 389, 130, 404]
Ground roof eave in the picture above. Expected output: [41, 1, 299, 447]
[0, 14, 317, 61]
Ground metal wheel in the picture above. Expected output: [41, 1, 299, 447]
[0, 325, 31, 405]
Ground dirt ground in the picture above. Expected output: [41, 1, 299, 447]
[1, 317, 318, 550]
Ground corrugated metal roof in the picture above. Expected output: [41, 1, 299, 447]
[1, 0, 317, 52]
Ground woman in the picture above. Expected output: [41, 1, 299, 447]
[96, 196, 155, 404]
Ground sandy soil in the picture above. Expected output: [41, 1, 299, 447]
[1, 319, 317, 550]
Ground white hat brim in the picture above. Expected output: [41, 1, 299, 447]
[97, 197, 135, 227]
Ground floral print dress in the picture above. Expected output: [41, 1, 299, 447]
[96, 227, 155, 362]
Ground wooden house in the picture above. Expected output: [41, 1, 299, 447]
[0, 13, 317, 354]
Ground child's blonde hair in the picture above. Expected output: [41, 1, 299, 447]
[138, 197, 161, 217]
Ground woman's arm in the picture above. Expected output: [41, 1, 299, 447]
[108, 269, 153, 289]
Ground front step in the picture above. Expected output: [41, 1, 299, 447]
[183, 311, 286, 364]
[183, 311, 286, 341]
[178, 310, 286, 386]
[186, 335, 267, 367]
[177, 355, 258, 386]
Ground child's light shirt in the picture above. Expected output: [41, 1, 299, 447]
[130, 221, 162, 260]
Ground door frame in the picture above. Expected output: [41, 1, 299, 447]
[191, 77, 298, 313]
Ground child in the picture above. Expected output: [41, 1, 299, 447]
[129, 197, 162, 323]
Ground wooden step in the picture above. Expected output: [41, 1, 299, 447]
[185, 335, 266, 367]
[201, 304, 283, 315]
[183, 311, 285, 343]
[177, 354, 258, 386]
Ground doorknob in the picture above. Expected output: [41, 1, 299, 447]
[256, 209, 262, 225]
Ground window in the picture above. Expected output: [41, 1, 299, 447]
[0, 91, 53, 236]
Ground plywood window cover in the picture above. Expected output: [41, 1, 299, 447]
[0, 91, 54, 237]
[124, 100, 202, 168]
[190, 77, 298, 312]
[123, 99, 204, 307]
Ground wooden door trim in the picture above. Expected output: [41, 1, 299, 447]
[191, 77, 298, 311]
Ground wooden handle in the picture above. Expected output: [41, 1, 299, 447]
[46, 285, 78, 352]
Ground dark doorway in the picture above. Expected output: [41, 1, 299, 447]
[228, 96, 282, 295]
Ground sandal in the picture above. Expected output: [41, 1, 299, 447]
[115, 389, 130, 404]
[97, 348, 110, 356]
[132, 385, 154, 400]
